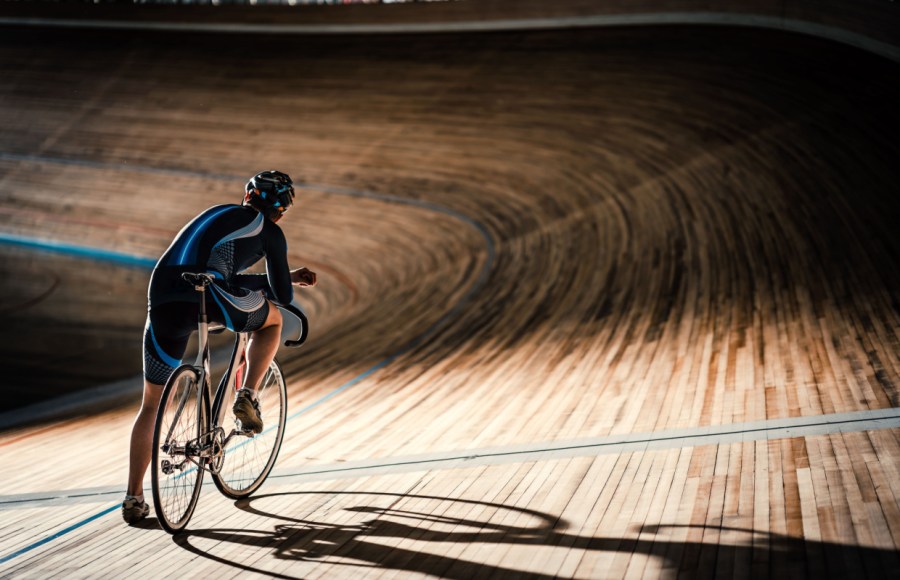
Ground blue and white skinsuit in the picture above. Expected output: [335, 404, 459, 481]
[143, 204, 293, 385]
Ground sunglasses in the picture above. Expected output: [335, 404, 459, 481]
[260, 185, 295, 213]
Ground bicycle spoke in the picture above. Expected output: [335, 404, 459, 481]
[152, 367, 205, 532]
[213, 359, 286, 498]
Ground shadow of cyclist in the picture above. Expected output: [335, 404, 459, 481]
[171, 490, 899, 579]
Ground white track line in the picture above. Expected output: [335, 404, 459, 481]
[266, 407, 900, 481]
[3, 407, 896, 508]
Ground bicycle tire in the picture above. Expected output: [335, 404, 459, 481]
[212, 358, 287, 499]
[151, 365, 206, 533]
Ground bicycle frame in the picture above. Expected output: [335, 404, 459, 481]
[184, 276, 249, 472]
[153, 271, 308, 532]
[176, 272, 307, 472]
[210, 331, 251, 452]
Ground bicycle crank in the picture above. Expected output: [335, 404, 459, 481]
[206, 427, 226, 474]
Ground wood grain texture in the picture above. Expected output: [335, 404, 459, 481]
[0, 24, 898, 578]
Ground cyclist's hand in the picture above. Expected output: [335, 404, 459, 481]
[291, 267, 317, 287]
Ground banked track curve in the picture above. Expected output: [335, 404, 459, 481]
[0, 175, 495, 566]
[0, 24, 898, 578]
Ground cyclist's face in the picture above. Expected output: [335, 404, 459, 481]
[272, 187, 294, 217]
[242, 189, 292, 222]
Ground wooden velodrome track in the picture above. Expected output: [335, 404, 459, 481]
[0, 21, 899, 579]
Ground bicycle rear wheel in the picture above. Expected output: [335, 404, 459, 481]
[213, 358, 287, 499]
[152, 365, 206, 533]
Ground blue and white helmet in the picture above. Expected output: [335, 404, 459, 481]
[245, 170, 295, 221]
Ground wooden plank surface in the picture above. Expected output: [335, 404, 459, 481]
[0, 23, 898, 578]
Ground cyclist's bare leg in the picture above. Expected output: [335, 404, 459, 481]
[127, 380, 164, 496]
[242, 301, 283, 396]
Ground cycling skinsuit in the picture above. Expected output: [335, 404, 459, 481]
[143, 204, 294, 385]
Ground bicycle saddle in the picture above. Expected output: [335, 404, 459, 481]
[182, 272, 215, 288]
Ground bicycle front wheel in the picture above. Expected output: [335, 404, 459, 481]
[152, 365, 206, 533]
[213, 358, 287, 499]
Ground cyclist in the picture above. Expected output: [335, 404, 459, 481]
[123, 170, 317, 524]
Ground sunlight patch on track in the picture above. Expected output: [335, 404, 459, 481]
[2, 407, 897, 512]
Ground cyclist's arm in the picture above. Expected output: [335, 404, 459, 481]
[263, 224, 293, 305]
[231, 222, 293, 304]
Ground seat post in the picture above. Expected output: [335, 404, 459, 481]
[194, 278, 211, 373]
[199, 283, 208, 324]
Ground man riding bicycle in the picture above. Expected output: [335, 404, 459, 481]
[124, 170, 317, 524]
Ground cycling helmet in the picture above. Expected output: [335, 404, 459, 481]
[244, 170, 295, 221]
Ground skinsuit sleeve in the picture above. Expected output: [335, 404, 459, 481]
[233, 221, 294, 305]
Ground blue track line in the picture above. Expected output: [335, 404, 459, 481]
[0, 505, 118, 565]
[0, 153, 495, 566]
[0, 233, 157, 270]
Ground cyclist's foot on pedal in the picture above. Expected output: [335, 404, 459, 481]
[122, 496, 149, 525]
[233, 388, 263, 434]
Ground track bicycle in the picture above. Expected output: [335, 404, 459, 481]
[151, 271, 308, 534]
